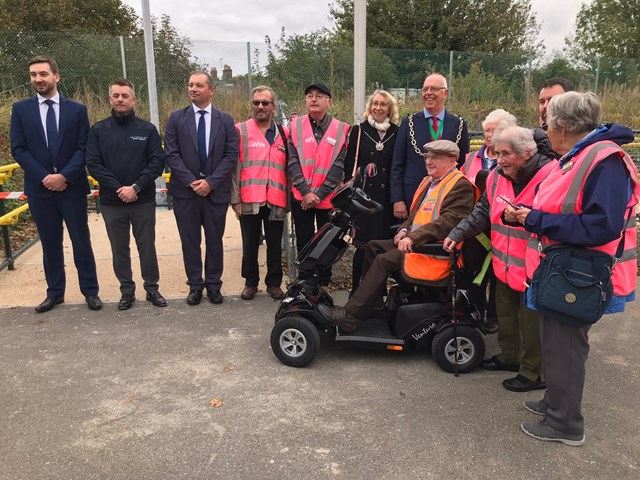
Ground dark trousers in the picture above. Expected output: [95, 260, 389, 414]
[346, 239, 402, 319]
[239, 205, 283, 288]
[173, 196, 227, 291]
[292, 202, 331, 285]
[467, 266, 497, 320]
[540, 315, 591, 436]
[495, 280, 543, 381]
[100, 202, 159, 296]
[28, 195, 99, 298]
[351, 247, 366, 294]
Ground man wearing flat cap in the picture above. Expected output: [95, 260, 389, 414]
[323, 139, 477, 332]
[288, 82, 350, 286]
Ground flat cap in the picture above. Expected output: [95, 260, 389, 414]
[304, 82, 331, 98]
[423, 139, 459, 158]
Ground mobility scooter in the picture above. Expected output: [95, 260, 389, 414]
[270, 165, 486, 373]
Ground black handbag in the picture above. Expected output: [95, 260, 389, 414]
[530, 245, 614, 327]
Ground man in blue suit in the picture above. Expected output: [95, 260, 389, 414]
[10, 55, 101, 312]
[391, 73, 469, 220]
[165, 71, 239, 305]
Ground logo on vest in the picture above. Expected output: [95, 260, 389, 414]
[422, 198, 436, 212]
[130, 136, 148, 141]
[250, 141, 267, 148]
[304, 136, 315, 144]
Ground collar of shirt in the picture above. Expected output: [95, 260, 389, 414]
[423, 108, 445, 121]
[265, 121, 277, 146]
[309, 113, 330, 132]
[192, 103, 212, 115]
[37, 92, 60, 105]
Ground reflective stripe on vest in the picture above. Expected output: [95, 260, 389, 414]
[486, 161, 557, 292]
[237, 119, 288, 207]
[525, 141, 640, 297]
[290, 116, 348, 209]
[462, 150, 484, 185]
[402, 169, 468, 284]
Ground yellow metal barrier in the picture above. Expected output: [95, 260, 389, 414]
[0, 163, 21, 186]
[0, 203, 29, 226]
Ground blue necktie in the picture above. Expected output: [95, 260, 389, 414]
[44, 99, 60, 171]
[197, 110, 207, 176]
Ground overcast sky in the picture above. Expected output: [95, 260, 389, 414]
[123, 0, 585, 70]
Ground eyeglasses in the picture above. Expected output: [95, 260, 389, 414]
[306, 94, 329, 100]
[371, 101, 389, 108]
[252, 100, 272, 107]
[424, 153, 452, 160]
[421, 86, 447, 93]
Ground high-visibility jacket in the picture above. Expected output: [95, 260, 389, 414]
[486, 161, 557, 292]
[236, 119, 288, 208]
[461, 148, 484, 185]
[290, 115, 349, 209]
[402, 169, 471, 285]
[525, 141, 640, 297]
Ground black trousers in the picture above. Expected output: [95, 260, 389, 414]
[100, 202, 159, 296]
[172, 196, 227, 291]
[292, 202, 331, 285]
[239, 205, 283, 288]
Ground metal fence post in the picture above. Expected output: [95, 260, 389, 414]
[594, 56, 601, 94]
[247, 42, 253, 100]
[119, 35, 127, 78]
[525, 55, 533, 104]
[448, 50, 454, 98]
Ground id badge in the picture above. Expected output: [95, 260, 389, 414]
[326, 137, 336, 146]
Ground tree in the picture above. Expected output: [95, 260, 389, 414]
[330, 0, 542, 56]
[569, 0, 640, 59]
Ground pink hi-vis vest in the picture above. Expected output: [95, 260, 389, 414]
[290, 115, 349, 209]
[236, 119, 288, 208]
[461, 150, 484, 185]
[525, 141, 640, 297]
[486, 161, 557, 292]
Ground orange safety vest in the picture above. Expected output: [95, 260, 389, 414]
[486, 161, 557, 292]
[290, 115, 349, 209]
[236, 119, 288, 208]
[525, 141, 640, 297]
[461, 150, 484, 185]
[402, 169, 471, 285]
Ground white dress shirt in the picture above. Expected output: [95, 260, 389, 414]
[192, 103, 212, 153]
[37, 92, 60, 147]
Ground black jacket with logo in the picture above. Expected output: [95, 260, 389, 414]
[86, 111, 165, 205]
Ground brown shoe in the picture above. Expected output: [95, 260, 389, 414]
[266, 286, 285, 300]
[318, 304, 358, 333]
[241, 286, 258, 300]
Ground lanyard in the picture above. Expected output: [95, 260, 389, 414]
[429, 117, 444, 140]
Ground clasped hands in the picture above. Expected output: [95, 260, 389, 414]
[190, 179, 213, 197]
[394, 229, 413, 253]
[42, 173, 67, 191]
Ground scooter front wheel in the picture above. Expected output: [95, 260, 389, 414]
[432, 325, 485, 374]
[270, 316, 321, 367]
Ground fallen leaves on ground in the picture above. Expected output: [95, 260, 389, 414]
[209, 398, 224, 408]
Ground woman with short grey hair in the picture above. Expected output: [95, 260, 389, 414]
[507, 91, 639, 446]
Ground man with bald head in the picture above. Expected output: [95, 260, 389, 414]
[390, 73, 469, 220]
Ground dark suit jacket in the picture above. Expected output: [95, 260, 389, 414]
[10, 96, 91, 198]
[164, 105, 239, 203]
[390, 110, 469, 208]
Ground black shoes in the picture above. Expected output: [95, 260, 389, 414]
[503, 375, 546, 392]
[35, 297, 64, 313]
[146, 290, 167, 307]
[481, 355, 520, 372]
[484, 316, 499, 334]
[86, 296, 103, 311]
[207, 289, 224, 304]
[186, 289, 203, 305]
[118, 294, 135, 310]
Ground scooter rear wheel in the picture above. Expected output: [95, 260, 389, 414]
[432, 325, 485, 374]
[271, 316, 320, 367]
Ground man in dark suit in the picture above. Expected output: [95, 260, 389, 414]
[10, 55, 102, 312]
[391, 73, 469, 220]
[165, 71, 239, 305]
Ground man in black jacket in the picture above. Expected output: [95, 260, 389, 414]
[86, 79, 166, 310]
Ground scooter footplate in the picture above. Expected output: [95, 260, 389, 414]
[335, 318, 404, 346]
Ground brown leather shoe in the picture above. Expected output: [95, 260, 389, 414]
[266, 286, 285, 300]
[318, 305, 357, 333]
[241, 286, 258, 300]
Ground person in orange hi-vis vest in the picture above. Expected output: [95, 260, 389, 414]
[325, 140, 476, 333]
[231, 86, 289, 301]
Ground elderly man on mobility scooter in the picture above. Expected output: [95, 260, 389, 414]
[323, 140, 477, 333]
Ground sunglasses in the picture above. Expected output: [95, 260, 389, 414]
[252, 100, 272, 107]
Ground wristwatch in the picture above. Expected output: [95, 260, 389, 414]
[132, 183, 141, 193]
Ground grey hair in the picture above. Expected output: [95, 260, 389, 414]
[424, 73, 448, 89]
[252, 85, 277, 104]
[492, 126, 537, 158]
[482, 109, 517, 130]
[547, 91, 601, 134]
